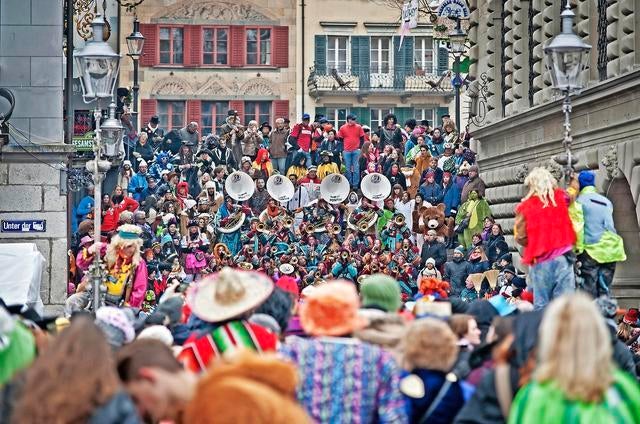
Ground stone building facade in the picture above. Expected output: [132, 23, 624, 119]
[0, 0, 72, 312]
[468, 0, 640, 305]
[303, 0, 451, 129]
[119, 0, 296, 135]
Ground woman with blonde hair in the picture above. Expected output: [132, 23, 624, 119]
[514, 167, 579, 310]
[400, 318, 465, 423]
[509, 293, 640, 423]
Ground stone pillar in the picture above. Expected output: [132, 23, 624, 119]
[503, 1, 514, 116]
[511, 0, 528, 113]
[606, 0, 620, 78]
[618, 0, 635, 74]
[485, 0, 501, 124]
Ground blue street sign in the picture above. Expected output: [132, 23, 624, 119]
[1, 220, 47, 233]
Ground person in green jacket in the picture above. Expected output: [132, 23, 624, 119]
[509, 293, 640, 424]
[455, 190, 493, 250]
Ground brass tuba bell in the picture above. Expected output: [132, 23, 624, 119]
[394, 214, 405, 226]
[283, 216, 294, 228]
[330, 224, 341, 235]
[270, 246, 278, 255]
[305, 223, 316, 234]
[290, 256, 299, 265]
[256, 222, 267, 233]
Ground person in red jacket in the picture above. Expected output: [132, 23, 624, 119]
[290, 113, 313, 167]
[514, 167, 579, 310]
[338, 114, 365, 189]
[102, 186, 139, 234]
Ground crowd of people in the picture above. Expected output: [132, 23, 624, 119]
[0, 110, 637, 423]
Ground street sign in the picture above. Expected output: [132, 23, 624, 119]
[437, 0, 470, 18]
[1, 220, 47, 233]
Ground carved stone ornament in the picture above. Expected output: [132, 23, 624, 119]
[601, 145, 621, 180]
[151, 77, 193, 95]
[542, 159, 564, 183]
[196, 77, 230, 96]
[241, 78, 276, 96]
[515, 163, 529, 184]
[156, 1, 271, 22]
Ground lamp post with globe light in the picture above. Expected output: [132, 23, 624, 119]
[73, 15, 123, 310]
[448, 18, 467, 130]
[544, 1, 591, 183]
[126, 17, 145, 128]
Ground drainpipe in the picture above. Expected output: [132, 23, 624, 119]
[301, 0, 305, 115]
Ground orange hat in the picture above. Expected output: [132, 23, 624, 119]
[299, 281, 367, 336]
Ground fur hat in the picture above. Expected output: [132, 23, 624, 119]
[184, 351, 310, 424]
[458, 161, 471, 172]
[299, 281, 367, 336]
[359, 274, 402, 313]
[401, 318, 459, 372]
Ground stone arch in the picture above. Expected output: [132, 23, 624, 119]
[151, 77, 193, 96]
[240, 78, 277, 96]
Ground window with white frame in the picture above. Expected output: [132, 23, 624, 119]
[201, 101, 230, 135]
[159, 27, 184, 64]
[414, 36, 434, 73]
[246, 28, 272, 65]
[414, 107, 435, 127]
[370, 108, 393, 130]
[327, 36, 348, 73]
[326, 107, 348, 129]
[370, 37, 391, 74]
[203, 28, 228, 65]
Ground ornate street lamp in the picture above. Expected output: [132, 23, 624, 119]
[448, 18, 467, 131]
[126, 18, 145, 124]
[73, 14, 122, 311]
[544, 1, 591, 183]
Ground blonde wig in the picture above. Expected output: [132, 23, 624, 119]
[522, 167, 558, 208]
[401, 318, 459, 372]
[105, 224, 143, 268]
[535, 293, 613, 402]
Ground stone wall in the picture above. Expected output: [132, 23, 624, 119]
[0, 0, 72, 312]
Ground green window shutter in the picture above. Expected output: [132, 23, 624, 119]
[436, 107, 449, 127]
[315, 35, 327, 74]
[393, 36, 414, 90]
[315, 107, 326, 119]
[351, 107, 368, 124]
[437, 46, 449, 76]
[395, 107, 414, 127]
[351, 36, 370, 90]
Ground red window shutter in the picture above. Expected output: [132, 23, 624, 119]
[190, 25, 202, 66]
[273, 26, 289, 68]
[139, 23, 157, 67]
[229, 101, 244, 123]
[187, 100, 202, 129]
[273, 100, 289, 120]
[140, 99, 157, 126]
[182, 26, 192, 66]
[230, 26, 245, 67]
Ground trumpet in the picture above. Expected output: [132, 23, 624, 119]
[330, 224, 341, 235]
[246, 247, 254, 256]
[358, 221, 370, 232]
[305, 223, 316, 234]
[291, 256, 299, 266]
[283, 217, 294, 228]
[341, 251, 350, 260]
[371, 263, 379, 273]
[372, 246, 381, 255]
[394, 214, 406, 226]
[256, 222, 268, 233]
[238, 262, 253, 270]
[270, 246, 278, 255]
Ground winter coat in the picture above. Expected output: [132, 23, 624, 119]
[387, 172, 407, 191]
[460, 176, 486, 203]
[354, 309, 407, 363]
[404, 368, 465, 424]
[442, 182, 461, 217]
[485, 234, 509, 263]
[133, 141, 154, 169]
[420, 241, 448, 268]
[443, 260, 473, 296]
[269, 128, 289, 159]
[377, 125, 403, 150]
[128, 173, 149, 203]
[420, 182, 444, 206]
[102, 197, 139, 233]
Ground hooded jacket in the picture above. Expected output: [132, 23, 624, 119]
[461, 175, 486, 203]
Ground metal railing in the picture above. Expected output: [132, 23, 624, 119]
[309, 66, 453, 93]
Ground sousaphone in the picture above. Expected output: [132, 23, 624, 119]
[361, 173, 392, 201]
[225, 171, 255, 201]
[320, 173, 350, 204]
[267, 174, 295, 202]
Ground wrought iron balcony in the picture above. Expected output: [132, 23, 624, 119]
[308, 66, 453, 95]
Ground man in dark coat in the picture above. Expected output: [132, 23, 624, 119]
[443, 246, 473, 297]
[461, 165, 486, 203]
[420, 230, 447, 269]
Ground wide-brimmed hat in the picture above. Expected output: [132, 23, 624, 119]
[299, 281, 367, 336]
[80, 235, 94, 246]
[187, 267, 274, 323]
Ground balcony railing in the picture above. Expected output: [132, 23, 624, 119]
[309, 66, 453, 94]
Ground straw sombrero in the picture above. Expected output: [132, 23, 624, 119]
[187, 267, 274, 323]
[467, 273, 485, 292]
[483, 269, 500, 289]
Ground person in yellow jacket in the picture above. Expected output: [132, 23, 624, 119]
[573, 171, 626, 297]
[286, 152, 308, 180]
[317, 150, 339, 180]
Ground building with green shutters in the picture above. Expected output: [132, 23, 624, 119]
[302, 1, 452, 130]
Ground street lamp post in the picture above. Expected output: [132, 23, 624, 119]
[73, 15, 123, 311]
[449, 18, 467, 129]
[544, 1, 591, 183]
[126, 17, 145, 129]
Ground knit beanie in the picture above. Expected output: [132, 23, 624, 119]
[360, 274, 402, 313]
[578, 170, 595, 190]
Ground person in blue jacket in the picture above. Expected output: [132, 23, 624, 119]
[419, 170, 443, 206]
[441, 171, 461, 218]
[128, 159, 149, 203]
[72, 185, 95, 233]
